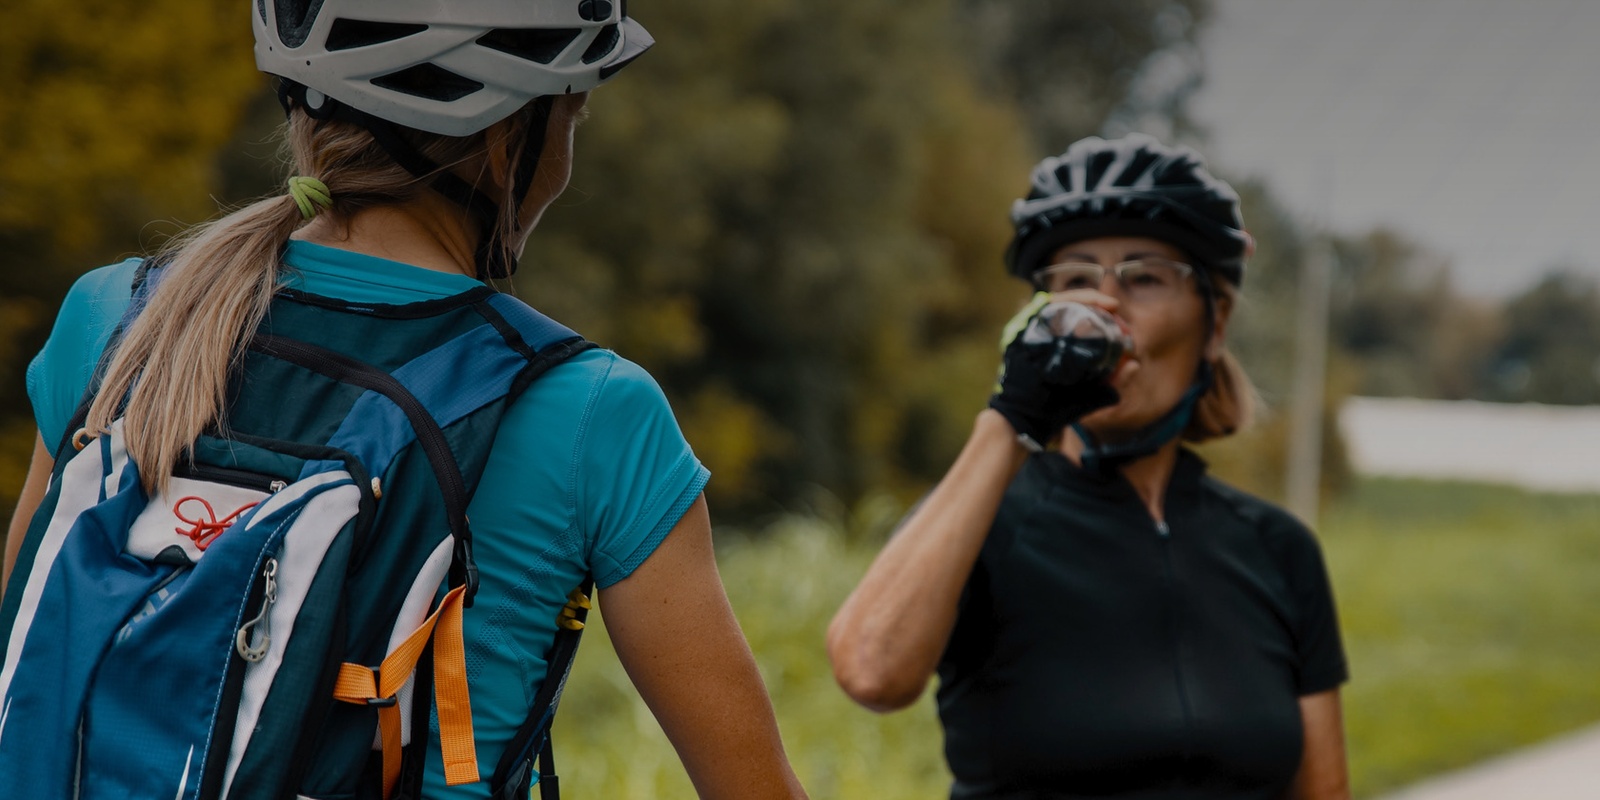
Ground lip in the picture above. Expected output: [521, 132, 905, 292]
[1109, 354, 1140, 388]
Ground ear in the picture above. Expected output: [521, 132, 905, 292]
[1205, 292, 1233, 362]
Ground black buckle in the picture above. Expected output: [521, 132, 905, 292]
[453, 536, 481, 608]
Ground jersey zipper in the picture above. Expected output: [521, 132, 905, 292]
[1152, 513, 1195, 768]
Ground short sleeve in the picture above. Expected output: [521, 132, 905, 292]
[25, 260, 143, 456]
[1277, 520, 1349, 694]
[577, 355, 710, 588]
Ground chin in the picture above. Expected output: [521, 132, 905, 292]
[1079, 404, 1160, 443]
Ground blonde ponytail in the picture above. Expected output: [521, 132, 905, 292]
[86, 196, 304, 488]
[85, 100, 548, 492]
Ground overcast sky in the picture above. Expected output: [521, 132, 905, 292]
[1189, 0, 1600, 298]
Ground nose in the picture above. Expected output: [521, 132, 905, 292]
[1097, 270, 1127, 299]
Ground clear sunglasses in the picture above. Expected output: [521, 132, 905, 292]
[1033, 257, 1195, 303]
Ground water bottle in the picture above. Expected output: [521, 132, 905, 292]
[1018, 301, 1133, 386]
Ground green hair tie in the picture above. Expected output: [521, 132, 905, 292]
[287, 176, 333, 220]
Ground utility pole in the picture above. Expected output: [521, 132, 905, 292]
[1286, 237, 1333, 524]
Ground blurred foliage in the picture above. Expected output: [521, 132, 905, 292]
[553, 479, 1600, 798]
[957, 0, 1214, 148]
[1329, 229, 1502, 401]
[1324, 229, 1600, 407]
[1485, 270, 1600, 404]
[0, 298, 43, 520]
[0, 0, 262, 268]
[0, 0, 268, 472]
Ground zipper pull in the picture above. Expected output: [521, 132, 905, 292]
[236, 557, 279, 662]
[269, 480, 287, 493]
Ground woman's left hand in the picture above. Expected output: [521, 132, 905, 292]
[599, 494, 809, 799]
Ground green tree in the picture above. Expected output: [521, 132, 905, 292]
[1486, 270, 1600, 405]
[0, 0, 264, 518]
[519, 0, 1036, 512]
[1328, 229, 1502, 401]
[956, 0, 1213, 149]
[0, 0, 262, 264]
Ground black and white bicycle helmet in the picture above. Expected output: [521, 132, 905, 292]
[253, 0, 654, 278]
[254, 0, 653, 137]
[1004, 134, 1252, 288]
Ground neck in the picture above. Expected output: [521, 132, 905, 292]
[292, 194, 482, 277]
[1061, 433, 1183, 524]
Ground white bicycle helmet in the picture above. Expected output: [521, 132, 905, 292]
[254, 0, 654, 137]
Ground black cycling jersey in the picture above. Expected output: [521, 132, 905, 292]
[936, 449, 1347, 800]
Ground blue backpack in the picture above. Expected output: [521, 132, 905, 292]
[0, 260, 596, 800]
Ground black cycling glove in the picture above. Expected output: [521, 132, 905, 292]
[989, 296, 1124, 450]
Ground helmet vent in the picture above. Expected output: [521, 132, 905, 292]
[371, 64, 485, 102]
[1086, 152, 1117, 187]
[275, 0, 327, 48]
[1122, 150, 1162, 185]
[580, 24, 621, 64]
[326, 19, 428, 51]
[477, 28, 582, 65]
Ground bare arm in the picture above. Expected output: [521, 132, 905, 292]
[2, 433, 54, 595]
[599, 494, 807, 800]
[1291, 689, 1351, 800]
[826, 409, 1028, 712]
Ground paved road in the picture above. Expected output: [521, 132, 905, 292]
[1373, 722, 1600, 800]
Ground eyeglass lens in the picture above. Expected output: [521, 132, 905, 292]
[1037, 260, 1189, 300]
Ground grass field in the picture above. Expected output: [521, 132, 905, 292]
[548, 479, 1600, 799]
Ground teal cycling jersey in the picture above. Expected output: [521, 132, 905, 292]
[26, 240, 710, 798]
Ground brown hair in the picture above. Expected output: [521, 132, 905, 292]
[1184, 281, 1258, 442]
[86, 103, 547, 492]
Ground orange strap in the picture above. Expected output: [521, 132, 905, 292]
[333, 584, 479, 796]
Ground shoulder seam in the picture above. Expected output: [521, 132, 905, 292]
[570, 349, 620, 563]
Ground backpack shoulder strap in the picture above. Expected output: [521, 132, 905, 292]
[472, 292, 598, 398]
[473, 293, 602, 799]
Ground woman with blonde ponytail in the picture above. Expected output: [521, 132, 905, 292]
[3, 2, 806, 799]
[830, 135, 1351, 800]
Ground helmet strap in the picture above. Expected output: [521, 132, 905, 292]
[1072, 360, 1213, 476]
[1193, 265, 1220, 345]
[510, 97, 555, 227]
[274, 79, 523, 280]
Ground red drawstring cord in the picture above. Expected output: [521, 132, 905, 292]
[173, 496, 259, 551]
